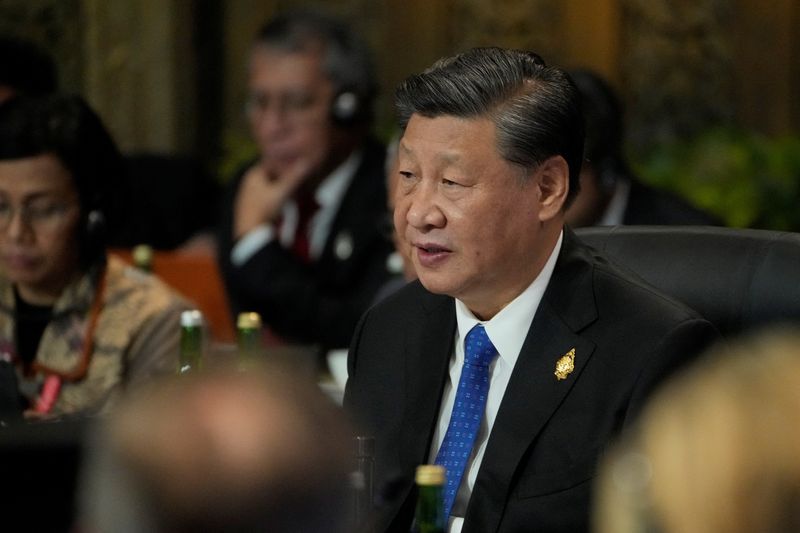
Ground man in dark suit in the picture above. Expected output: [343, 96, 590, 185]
[564, 69, 722, 228]
[218, 11, 393, 352]
[344, 48, 720, 532]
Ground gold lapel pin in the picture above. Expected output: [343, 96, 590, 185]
[554, 348, 576, 380]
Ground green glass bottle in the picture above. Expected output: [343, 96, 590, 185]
[352, 436, 375, 531]
[179, 310, 204, 374]
[237, 311, 263, 363]
[413, 464, 446, 533]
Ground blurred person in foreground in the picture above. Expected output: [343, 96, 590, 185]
[594, 328, 800, 533]
[565, 69, 722, 227]
[79, 361, 352, 533]
[0, 94, 189, 421]
[217, 10, 393, 356]
[344, 47, 720, 532]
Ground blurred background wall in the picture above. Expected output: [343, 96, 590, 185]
[2, 0, 799, 229]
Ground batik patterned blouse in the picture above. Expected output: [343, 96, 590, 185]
[0, 255, 191, 416]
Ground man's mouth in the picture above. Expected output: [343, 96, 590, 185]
[413, 242, 452, 267]
[417, 244, 449, 254]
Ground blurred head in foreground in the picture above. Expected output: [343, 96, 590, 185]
[594, 328, 800, 533]
[80, 362, 352, 533]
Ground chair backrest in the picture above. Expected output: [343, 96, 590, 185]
[575, 226, 800, 337]
[109, 246, 235, 342]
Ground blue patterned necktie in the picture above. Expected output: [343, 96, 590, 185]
[434, 323, 498, 519]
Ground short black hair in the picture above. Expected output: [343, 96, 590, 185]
[395, 47, 584, 206]
[568, 69, 628, 180]
[0, 35, 58, 96]
[253, 10, 377, 122]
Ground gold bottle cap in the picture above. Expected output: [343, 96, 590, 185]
[237, 311, 262, 330]
[415, 464, 445, 486]
[132, 244, 153, 267]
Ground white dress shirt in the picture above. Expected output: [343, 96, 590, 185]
[429, 231, 563, 533]
[597, 177, 631, 226]
[231, 150, 362, 266]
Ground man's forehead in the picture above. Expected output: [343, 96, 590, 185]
[249, 46, 327, 79]
[399, 114, 495, 164]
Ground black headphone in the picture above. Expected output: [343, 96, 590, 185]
[86, 209, 105, 239]
[594, 156, 623, 193]
[80, 209, 107, 267]
[330, 89, 363, 126]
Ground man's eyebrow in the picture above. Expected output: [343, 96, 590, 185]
[398, 141, 413, 157]
[24, 192, 65, 202]
[0, 191, 62, 203]
[398, 142, 462, 165]
[439, 151, 461, 165]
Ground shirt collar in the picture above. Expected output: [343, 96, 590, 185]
[455, 230, 563, 367]
[314, 149, 363, 209]
[598, 178, 630, 226]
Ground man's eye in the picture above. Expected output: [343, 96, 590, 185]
[27, 203, 61, 218]
[442, 178, 460, 187]
[247, 93, 269, 110]
[284, 93, 314, 111]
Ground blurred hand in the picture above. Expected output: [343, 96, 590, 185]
[233, 158, 312, 240]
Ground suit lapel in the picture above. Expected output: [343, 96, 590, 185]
[464, 229, 600, 533]
[399, 294, 456, 471]
[320, 138, 385, 267]
[384, 292, 455, 529]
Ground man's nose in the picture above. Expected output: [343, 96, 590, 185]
[5, 209, 30, 241]
[405, 185, 445, 230]
[253, 106, 290, 138]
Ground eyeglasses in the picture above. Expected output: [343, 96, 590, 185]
[0, 200, 78, 232]
[244, 90, 322, 124]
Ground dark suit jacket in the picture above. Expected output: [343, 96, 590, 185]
[344, 228, 720, 533]
[217, 137, 394, 351]
[623, 179, 723, 226]
[110, 154, 221, 250]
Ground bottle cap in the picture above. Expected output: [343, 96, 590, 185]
[237, 311, 262, 330]
[354, 435, 375, 457]
[132, 244, 154, 267]
[181, 309, 204, 327]
[415, 464, 445, 486]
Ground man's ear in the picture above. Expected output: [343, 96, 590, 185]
[534, 155, 569, 222]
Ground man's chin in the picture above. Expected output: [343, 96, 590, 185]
[416, 272, 458, 297]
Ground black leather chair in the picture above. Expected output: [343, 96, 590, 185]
[575, 226, 800, 337]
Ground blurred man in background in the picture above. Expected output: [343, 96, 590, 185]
[565, 69, 722, 227]
[217, 10, 393, 356]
